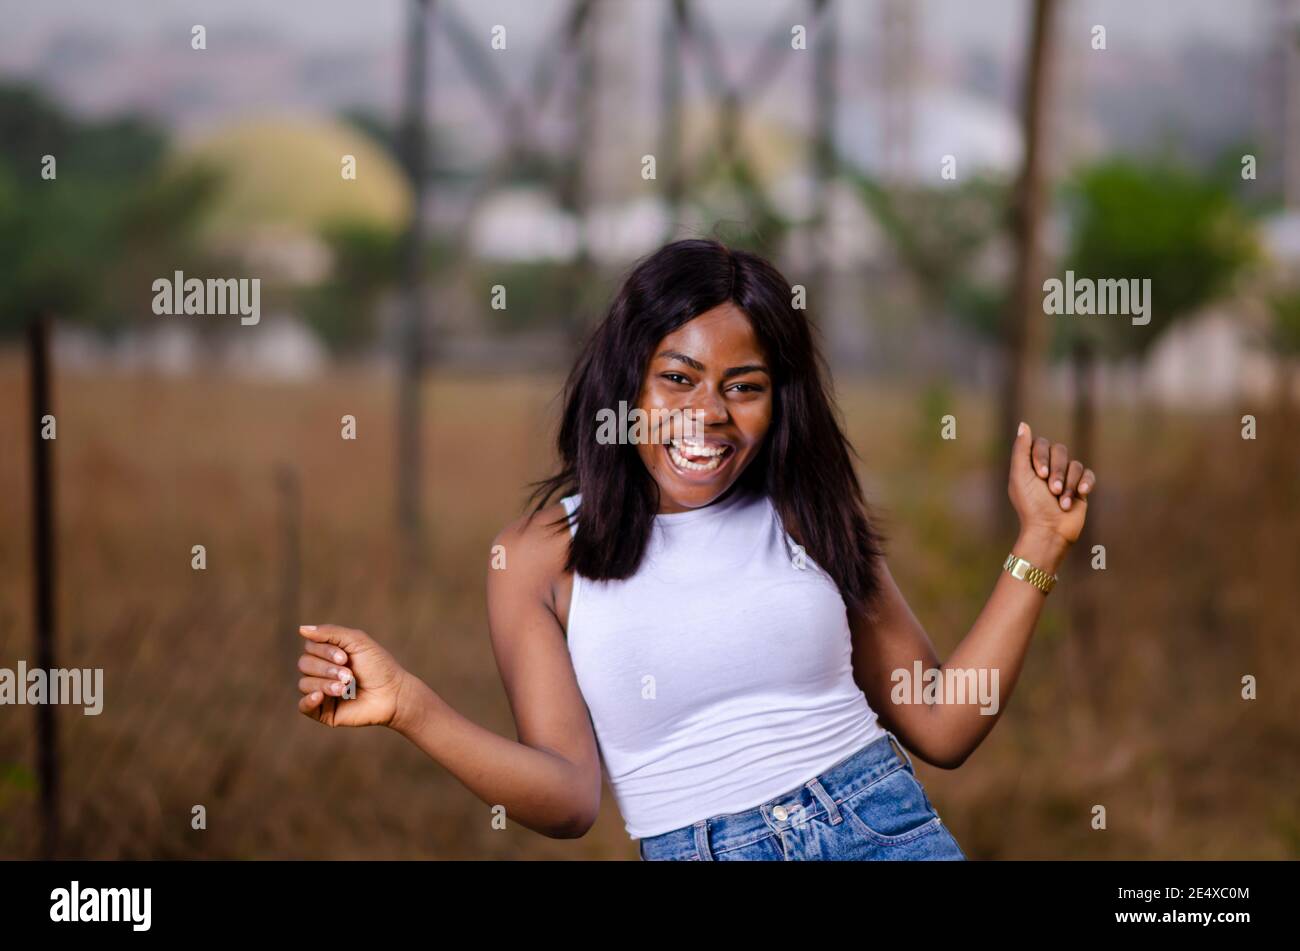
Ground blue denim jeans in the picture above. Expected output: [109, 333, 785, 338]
[638, 731, 966, 861]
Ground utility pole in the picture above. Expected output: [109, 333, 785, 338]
[28, 314, 61, 859]
[559, 0, 600, 350]
[997, 0, 1059, 537]
[660, 0, 687, 242]
[810, 0, 836, 330]
[1281, 0, 1300, 208]
[878, 0, 916, 186]
[397, 0, 432, 586]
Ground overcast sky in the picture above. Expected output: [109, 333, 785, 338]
[0, 0, 1270, 59]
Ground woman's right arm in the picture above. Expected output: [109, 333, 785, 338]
[295, 506, 602, 839]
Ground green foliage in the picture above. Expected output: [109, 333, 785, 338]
[1210, 140, 1278, 216]
[946, 279, 1008, 342]
[690, 149, 795, 257]
[339, 108, 400, 166]
[913, 380, 954, 461]
[0, 83, 166, 183]
[0, 762, 35, 791]
[846, 169, 1011, 341]
[1056, 156, 1257, 359]
[0, 80, 219, 338]
[1267, 290, 1300, 357]
[473, 259, 580, 334]
[298, 221, 402, 352]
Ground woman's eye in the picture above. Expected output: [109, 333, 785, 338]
[730, 383, 763, 393]
[662, 373, 690, 385]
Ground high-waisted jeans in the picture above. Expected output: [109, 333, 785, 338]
[637, 731, 967, 861]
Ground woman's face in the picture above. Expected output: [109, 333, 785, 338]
[633, 303, 773, 514]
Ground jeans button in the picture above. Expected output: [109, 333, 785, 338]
[772, 805, 788, 821]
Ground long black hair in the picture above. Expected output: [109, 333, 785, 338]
[528, 237, 888, 620]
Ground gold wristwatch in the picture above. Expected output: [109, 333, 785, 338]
[1003, 552, 1058, 594]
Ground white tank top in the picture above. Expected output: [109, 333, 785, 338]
[560, 485, 886, 839]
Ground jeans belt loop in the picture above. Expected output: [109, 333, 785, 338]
[806, 777, 842, 825]
[693, 819, 714, 861]
[887, 730, 916, 773]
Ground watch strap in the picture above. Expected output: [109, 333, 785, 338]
[1003, 552, 1057, 594]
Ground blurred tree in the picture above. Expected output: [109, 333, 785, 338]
[846, 170, 1011, 468]
[299, 222, 402, 353]
[0, 83, 165, 181]
[1268, 290, 1300, 390]
[1265, 291, 1300, 460]
[0, 81, 219, 338]
[691, 147, 795, 261]
[1052, 155, 1256, 663]
[847, 169, 1011, 342]
[475, 259, 587, 336]
[340, 109, 402, 169]
[1056, 158, 1257, 364]
[1054, 156, 1257, 460]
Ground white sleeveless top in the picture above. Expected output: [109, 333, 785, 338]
[559, 486, 886, 839]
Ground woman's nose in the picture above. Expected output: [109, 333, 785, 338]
[689, 386, 728, 425]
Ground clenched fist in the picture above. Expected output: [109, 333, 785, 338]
[296, 624, 408, 728]
[1008, 421, 1096, 546]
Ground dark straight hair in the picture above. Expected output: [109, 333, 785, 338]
[528, 237, 888, 620]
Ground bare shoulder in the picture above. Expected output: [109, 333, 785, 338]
[488, 502, 573, 609]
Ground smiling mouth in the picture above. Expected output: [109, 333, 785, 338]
[665, 438, 735, 474]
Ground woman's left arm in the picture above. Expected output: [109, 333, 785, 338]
[849, 421, 1096, 769]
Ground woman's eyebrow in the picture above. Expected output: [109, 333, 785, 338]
[722, 363, 769, 380]
[656, 350, 769, 378]
[656, 349, 705, 371]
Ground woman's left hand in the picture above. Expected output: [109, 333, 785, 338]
[1007, 421, 1096, 546]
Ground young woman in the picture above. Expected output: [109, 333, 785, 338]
[295, 238, 1096, 861]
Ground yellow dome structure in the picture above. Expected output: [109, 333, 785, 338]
[175, 114, 413, 239]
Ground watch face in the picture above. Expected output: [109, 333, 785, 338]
[1010, 559, 1030, 580]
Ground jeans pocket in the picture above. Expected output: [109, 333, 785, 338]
[839, 767, 942, 846]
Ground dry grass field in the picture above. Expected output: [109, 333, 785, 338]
[0, 350, 1297, 859]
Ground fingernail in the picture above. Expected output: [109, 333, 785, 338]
[331, 682, 343, 694]
[1039, 466, 1049, 477]
[1017, 422, 1026, 436]
[1052, 480, 1063, 492]
[334, 652, 346, 663]
[311, 691, 321, 700]
[300, 625, 316, 632]
[1062, 497, 1072, 509]
[338, 670, 351, 683]
[1080, 483, 1090, 493]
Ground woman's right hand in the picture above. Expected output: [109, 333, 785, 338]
[296, 624, 408, 728]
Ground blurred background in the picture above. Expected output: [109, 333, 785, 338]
[0, 0, 1297, 859]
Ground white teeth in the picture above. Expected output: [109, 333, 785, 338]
[668, 441, 727, 472]
[671, 439, 725, 457]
